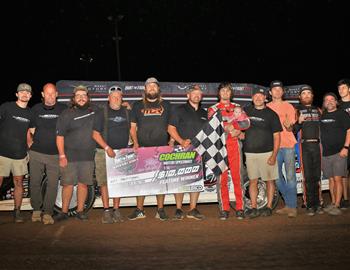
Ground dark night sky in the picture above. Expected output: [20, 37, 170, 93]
[1, 0, 349, 106]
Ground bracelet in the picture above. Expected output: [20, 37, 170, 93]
[59, 155, 66, 158]
[343, 146, 349, 150]
[104, 146, 110, 150]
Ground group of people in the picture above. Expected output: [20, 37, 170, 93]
[0, 78, 349, 224]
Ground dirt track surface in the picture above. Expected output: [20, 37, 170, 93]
[0, 198, 349, 270]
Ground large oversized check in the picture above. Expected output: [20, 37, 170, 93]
[106, 146, 204, 197]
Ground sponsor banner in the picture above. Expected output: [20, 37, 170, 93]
[56, 80, 302, 100]
[106, 145, 204, 197]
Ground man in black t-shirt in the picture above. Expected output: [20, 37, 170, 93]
[93, 86, 130, 224]
[29, 83, 66, 225]
[168, 84, 207, 221]
[337, 78, 350, 209]
[244, 88, 282, 218]
[294, 85, 323, 216]
[55, 85, 99, 222]
[0, 83, 33, 222]
[128, 77, 171, 221]
[320, 92, 350, 215]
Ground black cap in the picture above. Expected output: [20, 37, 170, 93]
[323, 92, 338, 101]
[299, 85, 313, 95]
[270, 80, 284, 89]
[252, 88, 266, 96]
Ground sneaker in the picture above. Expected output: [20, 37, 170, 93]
[102, 210, 114, 224]
[247, 208, 260, 219]
[155, 208, 169, 221]
[112, 209, 124, 223]
[219, 210, 229, 220]
[315, 206, 324, 215]
[287, 208, 297, 218]
[42, 214, 54, 225]
[328, 206, 342, 216]
[128, 208, 146, 220]
[173, 208, 185, 220]
[340, 200, 349, 210]
[235, 210, 245, 220]
[54, 212, 69, 222]
[323, 204, 335, 213]
[14, 209, 24, 223]
[276, 207, 289, 215]
[187, 208, 205, 220]
[306, 208, 315, 216]
[31, 210, 42, 222]
[260, 207, 272, 217]
[76, 211, 89, 221]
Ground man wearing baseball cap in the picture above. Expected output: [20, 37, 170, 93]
[267, 80, 298, 218]
[128, 77, 172, 221]
[294, 85, 323, 216]
[0, 83, 34, 222]
[168, 84, 207, 220]
[244, 87, 283, 218]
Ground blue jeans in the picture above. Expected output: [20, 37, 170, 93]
[276, 148, 297, 208]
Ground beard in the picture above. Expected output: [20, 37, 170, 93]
[145, 92, 160, 100]
[74, 100, 90, 109]
[300, 98, 313, 106]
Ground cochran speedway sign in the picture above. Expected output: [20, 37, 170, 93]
[106, 146, 204, 197]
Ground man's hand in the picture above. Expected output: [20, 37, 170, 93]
[298, 113, 306, 124]
[59, 156, 68, 168]
[340, 148, 348, 158]
[283, 114, 292, 129]
[122, 101, 131, 110]
[180, 139, 191, 148]
[106, 147, 116, 158]
[267, 155, 277, 166]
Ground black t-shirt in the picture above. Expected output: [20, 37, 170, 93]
[30, 102, 67, 155]
[56, 105, 99, 161]
[243, 106, 283, 153]
[94, 105, 130, 149]
[169, 102, 207, 141]
[0, 102, 34, 159]
[320, 109, 350, 156]
[130, 99, 171, 147]
[339, 100, 350, 116]
[294, 104, 321, 140]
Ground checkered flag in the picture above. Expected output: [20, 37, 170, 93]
[191, 111, 228, 176]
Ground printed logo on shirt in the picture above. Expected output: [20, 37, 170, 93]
[73, 112, 95, 120]
[109, 116, 126, 123]
[201, 117, 207, 121]
[249, 116, 264, 122]
[39, 114, 59, 119]
[12, 116, 30, 122]
[141, 106, 164, 116]
[321, 119, 336, 123]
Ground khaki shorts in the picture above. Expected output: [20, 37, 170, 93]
[60, 161, 94, 185]
[0, 155, 28, 177]
[245, 152, 278, 181]
[95, 148, 107, 186]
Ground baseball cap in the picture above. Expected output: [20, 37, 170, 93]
[145, 77, 159, 85]
[73, 85, 88, 94]
[108, 85, 122, 94]
[187, 84, 202, 93]
[252, 88, 266, 96]
[17, 83, 32, 93]
[299, 85, 313, 95]
[270, 80, 284, 89]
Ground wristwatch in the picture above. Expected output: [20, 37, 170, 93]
[343, 146, 349, 149]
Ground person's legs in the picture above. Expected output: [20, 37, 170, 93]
[100, 185, 110, 209]
[249, 179, 258, 209]
[43, 158, 60, 215]
[334, 176, 343, 207]
[13, 176, 24, 209]
[328, 178, 335, 204]
[136, 196, 145, 210]
[229, 140, 244, 211]
[217, 171, 229, 211]
[189, 192, 199, 210]
[283, 148, 297, 208]
[174, 193, 184, 209]
[61, 184, 73, 213]
[276, 149, 287, 202]
[29, 152, 45, 212]
[77, 183, 88, 212]
[266, 180, 276, 209]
